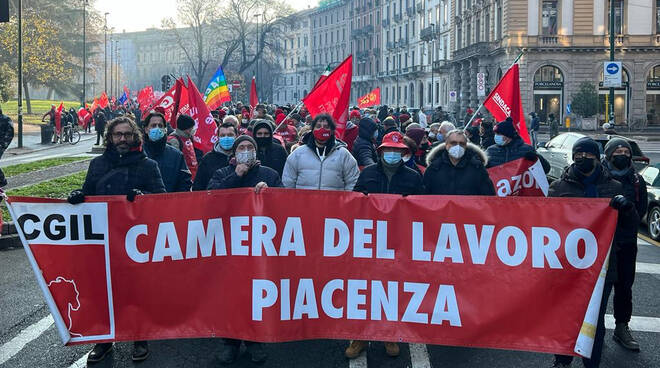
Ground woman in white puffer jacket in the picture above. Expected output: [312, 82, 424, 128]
[282, 113, 359, 191]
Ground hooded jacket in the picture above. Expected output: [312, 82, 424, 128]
[143, 136, 192, 193]
[423, 143, 495, 196]
[602, 159, 647, 244]
[82, 146, 166, 196]
[351, 118, 378, 167]
[253, 120, 288, 177]
[192, 141, 232, 191]
[282, 133, 360, 191]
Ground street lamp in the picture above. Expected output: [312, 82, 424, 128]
[254, 13, 261, 95]
[110, 35, 114, 98]
[430, 23, 435, 110]
[104, 12, 109, 93]
[82, 0, 88, 106]
[17, 0, 23, 148]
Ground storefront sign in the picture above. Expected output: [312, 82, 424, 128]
[647, 80, 660, 90]
[533, 81, 563, 90]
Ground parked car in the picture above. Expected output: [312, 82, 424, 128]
[537, 133, 650, 181]
[639, 164, 660, 241]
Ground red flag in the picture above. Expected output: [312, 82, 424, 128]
[151, 79, 188, 126]
[357, 88, 381, 109]
[137, 86, 155, 114]
[170, 78, 190, 127]
[186, 76, 216, 154]
[249, 77, 258, 118]
[78, 108, 92, 130]
[54, 102, 63, 134]
[90, 98, 99, 112]
[311, 64, 332, 92]
[483, 63, 531, 144]
[302, 55, 353, 139]
[99, 92, 109, 108]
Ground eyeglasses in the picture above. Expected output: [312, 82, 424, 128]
[111, 132, 135, 139]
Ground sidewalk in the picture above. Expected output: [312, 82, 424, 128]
[4, 124, 96, 156]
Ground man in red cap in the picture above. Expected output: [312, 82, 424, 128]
[347, 131, 423, 360]
[274, 113, 297, 144]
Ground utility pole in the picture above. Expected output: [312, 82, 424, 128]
[254, 13, 261, 94]
[608, 0, 615, 125]
[110, 36, 114, 98]
[116, 42, 120, 97]
[430, 23, 435, 110]
[17, 0, 23, 148]
[82, 0, 87, 106]
[104, 12, 109, 93]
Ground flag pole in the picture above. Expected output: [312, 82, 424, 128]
[274, 101, 304, 132]
[463, 51, 524, 130]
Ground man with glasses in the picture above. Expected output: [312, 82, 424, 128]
[67, 116, 166, 364]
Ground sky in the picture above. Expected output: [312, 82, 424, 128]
[95, 0, 314, 33]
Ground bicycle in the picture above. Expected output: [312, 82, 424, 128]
[60, 123, 81, 145]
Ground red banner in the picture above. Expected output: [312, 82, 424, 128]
[357, 88, 381, 109]
[99, 92, 109, 109]
[8, 190, 616, 358]
[487, 158, 549, 197]
[483, 64, 531, 144]
[137, 86, 155, 113]
[186, 76, 216, 153]
[151, 79, 187, 125]
[78, 108, 92, 130]
[303, 55, 352, 139]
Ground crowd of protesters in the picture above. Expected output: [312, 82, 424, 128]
[57, 99, 644, 368]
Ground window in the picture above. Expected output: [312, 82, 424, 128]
[542, 0, 558, 35]
[476, 18, 480, 42]
[496, 0, 502, 39]
[657, 0, 660, 33]
[609, 0, 624, 34]
[485, 11, 490, 42]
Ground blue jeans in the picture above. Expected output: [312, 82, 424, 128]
[554, 279, 614, 367]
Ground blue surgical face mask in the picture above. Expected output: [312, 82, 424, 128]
[373, 130, 379, 139]
[148, 127, 165, 142]
[382, 151, 402, 165]
[437, 133, 444, 142]
[494, 134, 506, 146]
[218, 136, 235, 150]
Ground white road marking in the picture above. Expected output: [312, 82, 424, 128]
[67, 352, 89, 368]
[636, 262, 660, 275]
[348, 350, 368, 368]
[0, 315, 54, 365]
[605, 315, 660, 333]
[409, 343, 432, 368]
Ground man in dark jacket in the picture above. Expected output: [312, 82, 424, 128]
[67, 116, 165, 364]
[142, 111, 192, 192]
[479, 120, 495, 149]
[353, 131, 423, 196]
[347, 131, 421, 360]
[0, 107, 14, 160]
[602, 138, 646, 351]
[252, 120, 288, 177]
[193, 122, 236, 191]
[93, 108, 107, 146]
[529, 112, 540, 149]
[424, 129, 495, 195]
[550, 137, 632, 368]
[486, 117, 550, 173]
[352, 117, 378, 167]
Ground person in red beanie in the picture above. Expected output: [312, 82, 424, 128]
[274, 113, 298, 144]
[405, 127, 430, 166]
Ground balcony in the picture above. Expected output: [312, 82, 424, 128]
[406, 7, 414, 16]
[398, 38, 409, 48]
[296, 61, 309, 67]
[351, 28, 363, 39]
[357, 50, 370, 61]
[453, 42, 491, 60]
[393, 13, 402, 23]
[433, 60, 447, 72]
[382, 18, 390, 27]
[386, 41, 397, 50]
[420, 26, 435, 41]
[401, 67, 410, 74]
[378, 71, 387, 77]
[362, 24, 374, 34]
[389, 69, 397, 76]
[372, 47, 380, 56]
[528, 35, 572, 47]
[416, 1, 423, 13]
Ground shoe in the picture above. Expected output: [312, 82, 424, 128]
[345, 340, 368, 359]
[131, 341, 149, 361]
[87, 343, 113, 363]
[247, 342, 267, 364]
[384, 342, 400, 357]
[218, 343, 240, 364]
[613, 323, 640, 351]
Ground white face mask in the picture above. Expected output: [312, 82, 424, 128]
[448, 145, 466, 159]
[236, 150, 256, 165]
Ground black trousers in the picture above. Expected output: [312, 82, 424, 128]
[614, 242, 637, 324]
[96, 131, 103, 145]
[554, 278, 613, 368]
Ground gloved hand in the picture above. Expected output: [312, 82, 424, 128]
[524, 151, 538, 161]
[67, 190, 85, 205]
[610, 195, 633, 211]
[126, 189, 143, 202]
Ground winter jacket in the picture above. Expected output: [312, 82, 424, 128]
[282, 135, 360, 191]
[354, 161, 423, 195]
[193, 142, 231, 191]
[0, 114, 14, 152]
[82, 147, 166, 196]
[423, 143, 495, 196]
[207, 163, 282, 190]
[257, 139, 288, 178]
[352, 119, 378, 167]
[343, 122, 359, 152]
[530, 116, 540, 131]
[548, 164, 625, 281]
[93, 111, 107, 134]
[143, 137, 192, 193]
[167, 130, 201, 179]
[480, 133, 495, 150]
[485, 136, 551, 173]
[603, 160, 648, 244]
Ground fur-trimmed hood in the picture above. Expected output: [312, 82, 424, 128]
[426, 142, 488, 167]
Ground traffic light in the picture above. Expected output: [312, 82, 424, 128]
[161, 75, 171, 91]
[0, 0, 9, 23]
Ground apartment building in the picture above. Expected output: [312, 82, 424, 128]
[349, 0, 382, 102]
[451, 0, 660, 125]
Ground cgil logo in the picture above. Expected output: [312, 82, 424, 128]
[18, 213, 105, 242]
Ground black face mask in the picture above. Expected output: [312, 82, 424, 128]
[254, 136, 271, 148]
[574, 157, 596, 173]
[420, 143, 430, 151]
[611, 155, 631, 170]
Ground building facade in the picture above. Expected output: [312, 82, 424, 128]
[349, 0, 382, 102]
[451, 0, 660, 126]
[273, 9, 314, 105]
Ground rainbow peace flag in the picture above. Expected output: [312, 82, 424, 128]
[203, 66, 232, 110]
